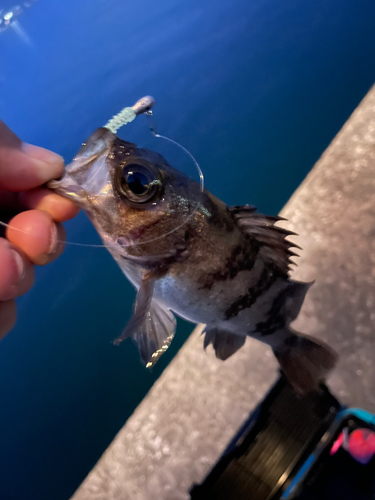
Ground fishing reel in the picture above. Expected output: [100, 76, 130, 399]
[190, 377, 375, 500]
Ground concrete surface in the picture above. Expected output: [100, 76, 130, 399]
[71, 84, 375, 500]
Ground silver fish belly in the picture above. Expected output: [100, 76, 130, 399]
[49, 128, 337, 394]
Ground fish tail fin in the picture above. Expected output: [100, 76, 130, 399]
[273, 331, 338, 395]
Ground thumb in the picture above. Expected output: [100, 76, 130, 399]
[0, 120, 64, 191]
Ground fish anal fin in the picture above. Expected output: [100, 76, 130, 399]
[204, 328, 246, 360]
[228, 205, 299, 276]
[273, 332, 338, 395]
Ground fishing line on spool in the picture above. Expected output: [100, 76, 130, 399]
[0, 100, 204, 249]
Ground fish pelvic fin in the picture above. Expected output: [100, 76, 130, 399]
[273, 331, 338, 395]
[113, 273, 177, 367]
[203, 327, 246, 360]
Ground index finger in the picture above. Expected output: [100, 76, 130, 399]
[0, 120, 65, 191]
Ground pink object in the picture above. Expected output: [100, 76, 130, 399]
[347, 429, 375, 465]
[330, 431, 345, 455]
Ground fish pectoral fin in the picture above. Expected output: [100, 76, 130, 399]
[228, 205, 300, 276]
[113, 272, 155, 347]
[113, 274, 177, 367]
[128, 301, 177, 368]
[203, 328, 246, 361]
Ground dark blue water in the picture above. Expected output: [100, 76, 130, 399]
[1, 0, 375, 498]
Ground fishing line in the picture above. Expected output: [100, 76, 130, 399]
[112, 110, 205, 246]
[152, 132, 204, 190]
[89, 97, 205, 246]
[0, 220, 108, 248]
[107, 97, 204, 193]
[125, 130, 205, 246]
[0, 96, 205, 250]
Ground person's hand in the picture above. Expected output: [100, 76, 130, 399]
[0, 120, 79, 338]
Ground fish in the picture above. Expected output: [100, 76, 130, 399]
[49, 127, 337, 394]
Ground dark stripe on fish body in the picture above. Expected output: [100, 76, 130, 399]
[255, 281, 294, 336]
[198, 243, 258, 291]
[224, 267, 277, 320]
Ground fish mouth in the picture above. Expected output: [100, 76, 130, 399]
[66, 128, 116, 182]
[47, 127, 117, 207]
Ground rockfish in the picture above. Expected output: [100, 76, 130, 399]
[50, 127, 337, 394]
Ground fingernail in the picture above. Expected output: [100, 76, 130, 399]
[11, 250, 25, 284]
[21, 142, 65, 181]
[22, 142, 64, 165]
[48, 224, 58, 255]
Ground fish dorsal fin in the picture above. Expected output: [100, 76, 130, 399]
[229, 205, 300, 276]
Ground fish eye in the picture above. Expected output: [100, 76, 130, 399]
[126, 170, 150, 195]
[115, 161, 161, 203]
